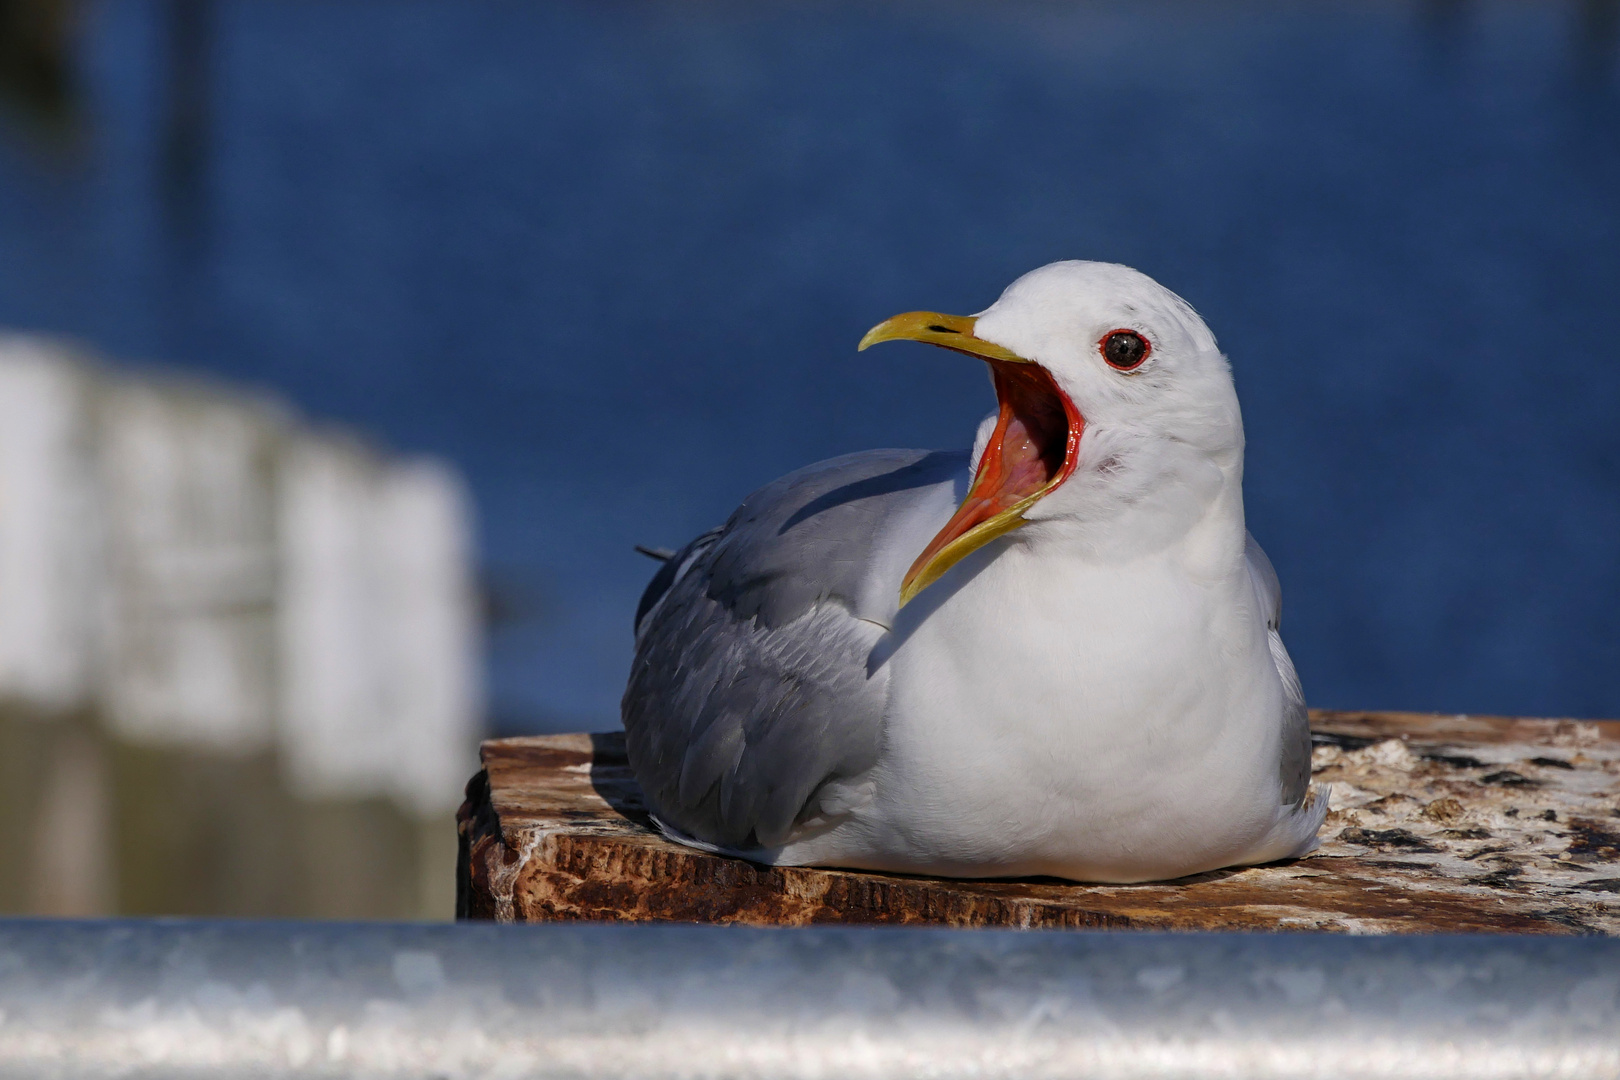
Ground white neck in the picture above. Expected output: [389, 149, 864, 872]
[1022, 425, 1247, 576]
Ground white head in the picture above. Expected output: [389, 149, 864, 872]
[859, 260, 1246, 604]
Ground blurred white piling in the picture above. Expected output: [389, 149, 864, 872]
[278, 437, 481, 917]
[277, 438, 481, 816]
[97, 374, 284, 754]
[0, 333, 482, 918]
[371, 462, 482, 820]
[0, 338, 100, 715]
[0, 337, 108, 915]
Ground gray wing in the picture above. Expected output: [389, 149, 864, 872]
[623, 449, 968, 850]
[1246, 533, 1311, 807]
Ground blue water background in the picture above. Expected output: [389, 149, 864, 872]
[1, 0, 1617, 732]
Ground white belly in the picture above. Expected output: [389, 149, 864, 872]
[780, 538, 1293, 882]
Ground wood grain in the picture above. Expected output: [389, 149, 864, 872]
[457, 710, 1620, 933]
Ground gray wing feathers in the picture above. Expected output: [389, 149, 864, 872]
[634, 527, 721, 633]
[1246, 533, 1311, 808]
[623, 449, 966, 851]
[1268, 627, 1311, 807]
[701, 449, 968, 629]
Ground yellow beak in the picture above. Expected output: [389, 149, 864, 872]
[859, 310, 1081, 608]
[857, 311, 1030, 365]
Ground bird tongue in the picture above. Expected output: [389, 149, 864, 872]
[904, 361, 1082, 587]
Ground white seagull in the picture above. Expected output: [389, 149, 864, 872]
[623, 261, 1326, 883]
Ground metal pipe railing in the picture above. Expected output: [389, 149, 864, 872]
[0, 919, 1613, 1079]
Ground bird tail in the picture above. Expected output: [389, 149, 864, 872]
[1282, 782, 1332, 858]
[1241, 783, 1332, 866]
[649, 813, 776, 865]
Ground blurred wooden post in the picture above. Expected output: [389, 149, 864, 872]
[0, 337, 109, 915]
[278, 436, 481, 919]
[0, 334, 481, 919]
[96, 372, 299, 916]
[460, 712, 1620, 933]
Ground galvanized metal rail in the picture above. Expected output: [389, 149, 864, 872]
[0, 919, 1614, 1079]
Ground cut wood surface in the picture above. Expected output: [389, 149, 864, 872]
[457, 711, 1620, 933]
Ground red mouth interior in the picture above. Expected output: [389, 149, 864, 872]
[904, 361, 1082, 586]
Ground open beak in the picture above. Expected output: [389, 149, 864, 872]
[860, 311, 1083, 607]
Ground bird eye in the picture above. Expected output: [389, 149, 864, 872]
[1101, 330, 1150, 371]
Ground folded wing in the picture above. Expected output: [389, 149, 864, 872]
[623, 449, 968, 851]
[1245, 532, 1311, 808]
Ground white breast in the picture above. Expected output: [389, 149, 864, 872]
[780, 525, 1296, 883]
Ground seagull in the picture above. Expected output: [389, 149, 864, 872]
[622, 261, 1326, 883]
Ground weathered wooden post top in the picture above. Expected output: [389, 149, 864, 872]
[459, 710, 1620, 933]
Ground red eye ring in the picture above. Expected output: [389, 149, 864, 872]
[1100, 329, 1150, 371]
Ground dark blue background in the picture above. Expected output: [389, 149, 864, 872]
[1, 0, 1616, 731]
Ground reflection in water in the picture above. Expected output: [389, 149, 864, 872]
[0, 0, 77, 138]
[1577, 0, 1620, 81]
[162, 0, 212, 250]
[1422, 0, 1618, 83]
[1419, 0, 1469, 62]
[0, 2, 1617, 736]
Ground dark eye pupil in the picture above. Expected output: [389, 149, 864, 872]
[1103, 331, 1147, 369]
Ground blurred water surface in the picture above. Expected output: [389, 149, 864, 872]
[0, 0, 1616, 732]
